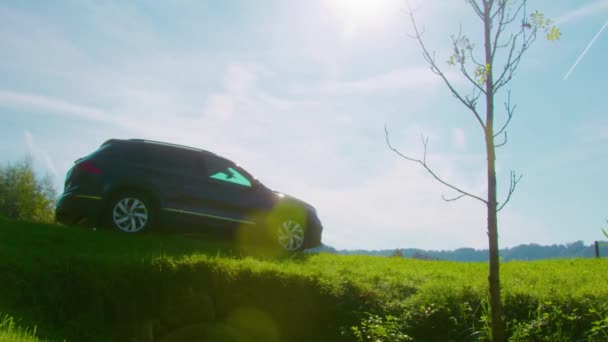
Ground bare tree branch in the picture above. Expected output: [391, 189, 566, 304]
[495, 90, 515, 138]
[503, 1, 526, 26]
[495, 131, 508, 148]
[421, 134, 429, 164]
[496, 33, 514, 49]
[407, 5, 487, 131]
[494, 34, 537, 92]
[442, 194, 467, 202]
[385, 125, 488, 204]
[465, 0, 485, 20]
[494, 33, 520, 89]
[491, 0, 509, 60]
[450, 28, 488, 95]
[492, 0, 527, 59]
[493, 2, 537, 93]
[497, 171, 522, 211]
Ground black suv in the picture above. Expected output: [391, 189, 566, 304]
[55, 139, 323, 251]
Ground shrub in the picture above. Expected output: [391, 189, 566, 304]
[0, 157, 56, 223]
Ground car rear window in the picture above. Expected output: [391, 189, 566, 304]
[77, 144, 117, 163]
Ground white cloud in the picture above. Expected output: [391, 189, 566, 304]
[270, 1, 344, 75]
[257, 93, 306, 112]
[336, 115, 353, 125]
[211, 63, 309, 115]
[323, 0, 404, 37]
[313, 67, 447, 95]
[203, 93, 234, 121]
[0, 89, 199, 147]
[576, 120, 608, 143]
[302, 159, 489, 250]
[23, 130, 58, 177]
[23, 130, 35, 155]
[555, 0, 608, 24]
[223, 64, 258, 97]
[599, 126, 608, 140]
[452, 128, 466, 150]
[0, 90, 110, 123]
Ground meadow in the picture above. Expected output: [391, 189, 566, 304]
[0, 216, 606, 341]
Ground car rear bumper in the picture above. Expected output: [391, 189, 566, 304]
[55, 192, 105, 226]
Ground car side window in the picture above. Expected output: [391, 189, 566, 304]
[206, 158, 252, 187]
[131, 145, 199, 174]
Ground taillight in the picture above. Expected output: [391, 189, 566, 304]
[78, 161, 103, 174]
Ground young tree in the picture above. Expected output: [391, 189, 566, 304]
[385, 1, 559, 340]
[0, 157, 57, 223]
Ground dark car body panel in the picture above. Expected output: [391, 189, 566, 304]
[55, 193, 104, 225]
[55, 139, 323, 248]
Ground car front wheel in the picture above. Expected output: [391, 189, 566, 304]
[276, 219, 305, 251]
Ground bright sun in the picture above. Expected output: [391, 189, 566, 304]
[326, 0, 398, 36]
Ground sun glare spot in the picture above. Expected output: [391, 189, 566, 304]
[326, 0, 399, 36]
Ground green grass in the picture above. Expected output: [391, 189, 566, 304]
[0, 315, 42, 342]
[0, 216, 607, 341]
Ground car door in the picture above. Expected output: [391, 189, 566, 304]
[144, 147, 209, 228]
[183, 156, 274, 228]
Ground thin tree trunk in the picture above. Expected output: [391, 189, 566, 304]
[483, 1, 504, 340]
[401, 0, 557, 339]
[486, 136, 503, 341]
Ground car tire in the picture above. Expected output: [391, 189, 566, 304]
[107, 192, 154, 233]
[275, 218, 306, 251]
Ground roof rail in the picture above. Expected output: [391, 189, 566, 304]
[127, 139, 215, 155]
[100, 139, 121, 147]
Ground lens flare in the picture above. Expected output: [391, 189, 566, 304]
[236, 201, 307, 256]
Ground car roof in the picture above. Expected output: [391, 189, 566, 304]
[100, 138, 217, 157]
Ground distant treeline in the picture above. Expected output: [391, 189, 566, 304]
[319, 241, 607, 261]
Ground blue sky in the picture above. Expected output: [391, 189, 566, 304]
[1, 0, 607, 250]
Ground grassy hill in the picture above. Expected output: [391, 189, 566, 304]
[0, 217, 607, 341]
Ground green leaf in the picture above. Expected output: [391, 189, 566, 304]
[547, 26, 561, 41]
[474, 65, 489, 85]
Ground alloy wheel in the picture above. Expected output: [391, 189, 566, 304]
[112, 197, 149, 232]
[277, 219, 305, 251]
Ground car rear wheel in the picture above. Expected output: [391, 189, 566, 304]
[108, 193, 153, 233]
[276, 219, 305, 251]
